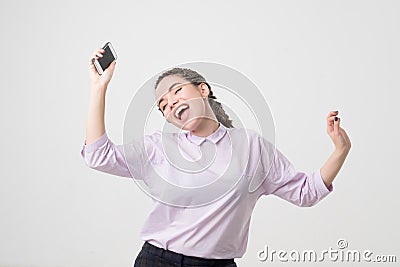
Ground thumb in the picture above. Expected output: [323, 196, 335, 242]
[103, 60, 116, 75]
[108, 60, 116, 72]
[333, 116, 340, 135]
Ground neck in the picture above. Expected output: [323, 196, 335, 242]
[190, 118, 220, 137]
[187, 98, 220, 137]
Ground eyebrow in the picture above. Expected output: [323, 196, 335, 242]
[157, 82, 182, 108]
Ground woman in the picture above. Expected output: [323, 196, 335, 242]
[81, 47, 351, 267]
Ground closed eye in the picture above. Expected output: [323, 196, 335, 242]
[160, 87, 182, 112]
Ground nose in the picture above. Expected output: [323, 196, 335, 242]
[167, 95, 179, 111]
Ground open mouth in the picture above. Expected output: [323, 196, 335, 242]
[174, 104, 189, 120]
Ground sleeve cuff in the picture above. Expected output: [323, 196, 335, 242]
[80, 132, 108, 155]
[315, 169, 334, 197]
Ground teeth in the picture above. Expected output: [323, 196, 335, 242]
[175, 104, 189, 119]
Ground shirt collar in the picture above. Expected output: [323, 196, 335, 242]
[184, 123, 227, 145]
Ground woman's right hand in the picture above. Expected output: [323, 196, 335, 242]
[89, 47, 116, 89]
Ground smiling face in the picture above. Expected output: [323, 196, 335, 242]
[155, 75, 215, 132]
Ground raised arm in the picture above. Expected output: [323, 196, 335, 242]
[320, 111, 352, 188]
[85, 47, 116, 145]
[258, 110, 351, 207]
[81, 48, 159, 180]
[80, 47, 134, 178]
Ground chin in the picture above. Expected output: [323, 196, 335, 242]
[176, 118, 202, 132]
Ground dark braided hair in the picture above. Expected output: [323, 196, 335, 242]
[155, 67, 234, 128]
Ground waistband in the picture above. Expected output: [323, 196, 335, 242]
[142, 241, 235, 266]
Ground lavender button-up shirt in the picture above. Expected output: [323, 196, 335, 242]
[80, 123, 333, 259]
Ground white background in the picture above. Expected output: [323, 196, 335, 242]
[0, 0, 399, 266]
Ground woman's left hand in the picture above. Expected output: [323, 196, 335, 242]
[326, 111, 351, 153]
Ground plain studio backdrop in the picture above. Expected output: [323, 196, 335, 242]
[0, 0, 399, 266]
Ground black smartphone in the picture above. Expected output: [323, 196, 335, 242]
[93, 42, 117, 75]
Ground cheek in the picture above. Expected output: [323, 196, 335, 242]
[181, 87, 201, 99]
[164, 111, 172, 120]
[164, 109, 178, 122]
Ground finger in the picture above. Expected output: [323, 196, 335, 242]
[89, 57, 97, 67]
[326, 110, 339, 119]
[326, 111, 338, 127]
[88, 57, 99, 72]
[327, 116, 338, 123]
[334, 116, 340, 135]
[94, 48, 105, 54]
[89, 58, 95, 68]
[91, 53, 102, 60]
[327, 117, 334, 133]
[95, 49, 104, 57]
[326, 113, 337, 133]
[91, 48, 105, 60]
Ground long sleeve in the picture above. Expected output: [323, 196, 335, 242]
[259, 136, 333, 207]
[80, 132, 133, 178]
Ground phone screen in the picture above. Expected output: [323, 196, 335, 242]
[98, 44, 115, 70]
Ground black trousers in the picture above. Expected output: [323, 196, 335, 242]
[134, 241, 237, 267]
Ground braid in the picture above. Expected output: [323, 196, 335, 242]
[155, 67, 234, 128]
[207, 89, 234, 128]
